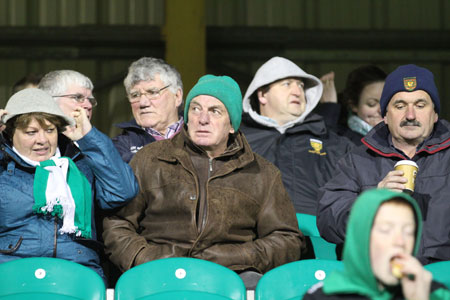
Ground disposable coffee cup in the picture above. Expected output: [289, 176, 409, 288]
[394, 160, 418, 194]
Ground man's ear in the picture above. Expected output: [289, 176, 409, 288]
[175, 89, 183, 107]
[257, 89, 267, 105]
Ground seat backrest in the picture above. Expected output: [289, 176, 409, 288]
[296, 213, 337, 260]
[255, 259, 344, 300]
[425, 261, 450, 289]
[296, 213, 320, 236]
[115, 257, 246, 300]
[0, 257, 106, 300]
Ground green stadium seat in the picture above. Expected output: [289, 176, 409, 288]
[425, 260, 450, 289]
[297, 213, 337, 260]
[255, 259, 344, 300]
[114, 257, 246, 300]
[0, 257, 105, 299]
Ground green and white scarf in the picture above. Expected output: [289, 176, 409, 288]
[14, 147, 92, 238]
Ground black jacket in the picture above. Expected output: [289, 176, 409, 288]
[241, 112, 353, 215]
[316, 102, 364, 145]
[112, 119, 156, 163]
[318, 119, 450, 264]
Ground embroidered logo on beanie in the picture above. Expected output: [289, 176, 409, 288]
[403, 77, 417, 91]
[380, 64, 440, 117]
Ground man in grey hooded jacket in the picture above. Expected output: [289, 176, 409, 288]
[241, 57, 353, 215]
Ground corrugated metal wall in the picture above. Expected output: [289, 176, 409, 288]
[0, 0, 164, 26]
[206, 0, 448, 29]
[1, 0, 449, 136]
[0, 0, 164, 135]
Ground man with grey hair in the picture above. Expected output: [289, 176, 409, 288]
[113, 57, 184, 163]
[39, 70, 97, 120]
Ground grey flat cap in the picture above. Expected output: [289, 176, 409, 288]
[2, 88, 75, 126]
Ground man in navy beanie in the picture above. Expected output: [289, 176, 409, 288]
[103, 74, 303, 289]
[317, 64, 450, 264]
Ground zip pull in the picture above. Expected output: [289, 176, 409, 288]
[209, 158, 213, 172]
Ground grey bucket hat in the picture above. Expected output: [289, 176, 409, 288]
[2, 88, 75, 126]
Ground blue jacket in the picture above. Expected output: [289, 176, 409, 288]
[318, 119, 450, 264]
[0, 127, 138, 278]
[112, 120, 156, 163]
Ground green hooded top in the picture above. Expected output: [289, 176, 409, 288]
[322, 188, 433, 300]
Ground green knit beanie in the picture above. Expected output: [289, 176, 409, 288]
[184, 75, 243, 131]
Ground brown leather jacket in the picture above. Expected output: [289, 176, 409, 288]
[103, 129, 303, 273]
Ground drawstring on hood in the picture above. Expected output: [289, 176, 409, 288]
[243, 56, 323, 134]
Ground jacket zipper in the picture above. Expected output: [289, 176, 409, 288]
[199, 158, 213, 233]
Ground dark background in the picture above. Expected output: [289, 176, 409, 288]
[1, 0, 449, 136]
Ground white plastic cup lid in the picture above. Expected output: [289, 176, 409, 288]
[394, 160, 419, 170]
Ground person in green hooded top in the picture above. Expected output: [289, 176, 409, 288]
[303, 189, 449, 300]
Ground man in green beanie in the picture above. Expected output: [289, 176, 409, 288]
[304, 189, 449, 300]
[103, 74, 303, 289]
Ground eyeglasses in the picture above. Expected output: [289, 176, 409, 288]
[128, 84, 171, 104]
[53, 94, 97, 107]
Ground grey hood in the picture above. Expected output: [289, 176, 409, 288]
[243, 56, 323, 133]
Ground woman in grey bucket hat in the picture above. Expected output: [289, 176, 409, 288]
[1, 88, 74, 126]
[0, 88, 138, 282]
[1, 88, 75, 162]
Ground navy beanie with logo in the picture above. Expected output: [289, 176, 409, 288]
[380, 64, 440, 117]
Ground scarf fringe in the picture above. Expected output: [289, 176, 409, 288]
[33, 157, 92, 239]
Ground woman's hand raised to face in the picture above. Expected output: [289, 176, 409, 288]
[63, 107, 92, 141]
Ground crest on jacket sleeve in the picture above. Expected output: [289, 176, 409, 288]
[403, 77, 417, 91]
[308, 138, 327, 156]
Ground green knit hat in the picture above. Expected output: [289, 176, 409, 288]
[184, 75, 243, 131]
